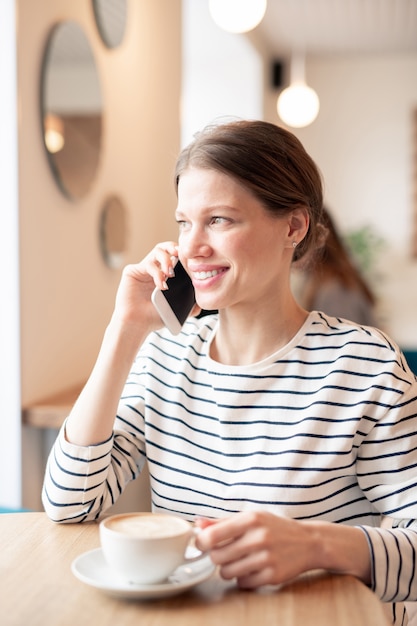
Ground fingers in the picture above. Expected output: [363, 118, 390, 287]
[196, 518, 232, 552]
[196, 512, 256, 552]
[113, 241, 181, 332]
[219, 552, 275, 588]
[130, 242, 178, 290]
[147, 243, 178, 286]
[195, 512, 290, 588]
[196, 516, 273, 586]
[235, 567, 277, 589]
[195, 517, 218, 530]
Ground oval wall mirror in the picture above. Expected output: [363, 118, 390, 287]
[99, 195, 128, 269]
[41, 21, 103, 200]
[93, 0, 128, 49]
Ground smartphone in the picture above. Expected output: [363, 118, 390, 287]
[151, 259, 196, 335]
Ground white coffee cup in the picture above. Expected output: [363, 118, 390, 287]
[99, 512, 203, 584]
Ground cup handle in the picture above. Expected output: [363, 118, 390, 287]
[184, 527, 207, 563]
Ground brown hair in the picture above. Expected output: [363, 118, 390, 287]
[174, 120, 324, 261]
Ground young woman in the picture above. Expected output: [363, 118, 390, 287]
[43, 120, 417, 625]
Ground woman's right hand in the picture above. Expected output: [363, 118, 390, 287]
[112, 241, 179, 334]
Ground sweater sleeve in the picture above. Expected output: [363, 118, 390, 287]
[359, 523, 417, 602]
[42, 419, 146, 523]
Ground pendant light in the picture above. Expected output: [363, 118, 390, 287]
[277, 54, 320, 128]
[208, 0, 267, 34]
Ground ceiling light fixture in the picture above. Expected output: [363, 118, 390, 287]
[208, 0, 267, 34]
[277, 54, 320, 128]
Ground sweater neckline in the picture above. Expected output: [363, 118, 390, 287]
[204, 311, 318, 371]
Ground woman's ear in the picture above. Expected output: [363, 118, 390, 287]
[288, 207, 309, 245]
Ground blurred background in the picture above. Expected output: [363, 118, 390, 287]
[1, 0, 416, 511]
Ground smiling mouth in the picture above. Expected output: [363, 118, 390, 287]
[192, 269, 225, 280]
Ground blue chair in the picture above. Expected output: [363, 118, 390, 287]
[402, 350, 417, 376]
[0, 506, 31, 514]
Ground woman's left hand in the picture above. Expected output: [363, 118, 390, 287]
[195, 510, 371, 589]
[195, 511, 318, 588]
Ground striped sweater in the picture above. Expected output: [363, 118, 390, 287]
[42, 311, 417, 619]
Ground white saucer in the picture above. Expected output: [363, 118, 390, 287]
[71, 548, 216, 600]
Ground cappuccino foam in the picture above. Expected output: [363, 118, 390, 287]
[105, 514, 189, 539]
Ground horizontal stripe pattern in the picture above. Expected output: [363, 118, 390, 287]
[42, 311, 417, 615]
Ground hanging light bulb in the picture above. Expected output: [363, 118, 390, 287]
[208, 0, 267, 34]
[277, 54, 320, 128]
[277, 85, 320, 128]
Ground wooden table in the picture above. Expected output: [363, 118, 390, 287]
[0, 513, 391, 626]
[22, 383, 83, 429]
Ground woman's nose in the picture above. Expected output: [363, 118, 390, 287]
[180, 227, 211, 258]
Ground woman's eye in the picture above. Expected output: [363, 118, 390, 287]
[211, 216, 228, 225]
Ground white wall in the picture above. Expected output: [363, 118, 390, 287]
[0, 0, 21, 509]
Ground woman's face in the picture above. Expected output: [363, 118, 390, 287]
[176, 167, 299, 313]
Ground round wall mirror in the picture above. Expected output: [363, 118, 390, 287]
[93, 0, 128, 49]
[41, 21, 103, 200]
[99, 195, 128, 269]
